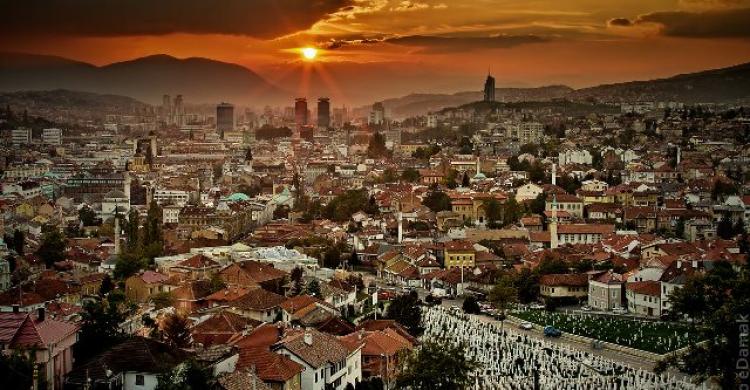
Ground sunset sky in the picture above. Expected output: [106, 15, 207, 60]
[2, 0, 750, 104]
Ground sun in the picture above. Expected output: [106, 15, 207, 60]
[301, 47, 318, 60]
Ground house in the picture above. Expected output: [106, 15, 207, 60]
[443, 240, 476, 268]
[229, 288, 287, 322]
[65, 337, 188, 390]
[168, 254, 221, 280]
[587, 271, 625, 310]
[626, 281, 662, 317]
[219, 261, 288, 294]
[171, 280, 213, 314]
[125, 271, 172, 303]
[539, 273, 588, 303]
[515, 183, 543, 202]
[340, 328, 415, 383]
[272, 328, 362, 390]
[546, 194, 584, 218]
[556, 224, 615, 245]
[0, 309, 79, 390]
[279, 295, 338, 325]
[190, 310, 261, 347]
[235, 346, 304, 390]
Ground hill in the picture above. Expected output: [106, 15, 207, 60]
[0, 53, 285, 105]
[0, 89, 152, 122]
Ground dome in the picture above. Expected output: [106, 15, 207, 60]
[104, 190, 128, 199]
[226, 192, 251, 202]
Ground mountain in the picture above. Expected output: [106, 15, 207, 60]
[361, 62, 750, 118]
[353, 86, 573, 118]
[569, 62, 750, 103]
[0, 53, 285, 105]
[0, 89, 152, 122]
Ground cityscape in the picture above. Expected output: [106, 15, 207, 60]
[0, 1, 749, 390]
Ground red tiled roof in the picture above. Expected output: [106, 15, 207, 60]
[232, 288, 286, 311]
[626, 281, 661, 296]
[237, 346, 304, 382]
[176, 254, 220, 269]
[539, 273, 588, 287]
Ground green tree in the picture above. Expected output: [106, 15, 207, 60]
[74, 297, 131, 363]
[444, 169, 458, 189]
[717, 213, 734, 239]
[151, 292, 175, 309]
[78, 205, 97, 226]
[99, 274, 114, 296]
[461, 172, 470, 187]
[422, 191, 452, 212]
[514, 268, 540, 304]
[367, 132, 390, 158]
[0, 349, 35, 390]
[306, 279, 322, 297]
[489, 276, 518, 329]
[125, 208, 141, 252]
[401, 167, 421, 183]
[528, 192, 546, 215]
[501, 197, 522, 227]
[381, 168, 398, 183]
[113, 252, 146, 280]
[323, 246, 342, 268]
[155, 359, 214, 390]
[462, 296, 481, 314]
[208, 273, 226, 293]
[385, 291, 422, 336]
[656, 262, 749, 388]
[395, 339, 477, 390]
[12, 230, 24, 255]
[162, 313, 191, 349]
[290, 267, 305, 296]
[36, 228, 66, 268]
[484, 199, 503, 228]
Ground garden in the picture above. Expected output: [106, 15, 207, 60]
[513, 310, 702, 354]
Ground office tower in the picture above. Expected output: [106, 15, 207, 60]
[295, 98, 308, 127]
[216, 102, 234, 139]
[317, 98, 330, 128]
[368, 102, 385, 125]
[483, 73, 495, 102]
[42, 128, 62, 145]
[11, 128, 32, 145]
[162, 94, 172, 123]
[174, 94, 184, 126]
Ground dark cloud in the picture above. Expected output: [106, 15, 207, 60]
[612, 7, 750, 38]
[0, 0, 353, 39]
[323, 34, 547, 53]
[607, 18, 633, 27]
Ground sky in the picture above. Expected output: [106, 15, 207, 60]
[1, 0, 750, 105]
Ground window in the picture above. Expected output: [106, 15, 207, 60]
[135, 375, 145, 386]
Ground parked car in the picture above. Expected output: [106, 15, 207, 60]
[529, 302, 545, 310]
[581, 305, 592, 311]
[424, 294, 442, 306]
[543, 326, 562, 337]
[612, 307, 628, 315]
[519, 321, 533, 330]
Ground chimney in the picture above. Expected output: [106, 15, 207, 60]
[551, 163, 557, 186]
[304, 330, 313, 345]
[37, 307, 45, 322]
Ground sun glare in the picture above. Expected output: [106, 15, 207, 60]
[302, 47, 318, 60]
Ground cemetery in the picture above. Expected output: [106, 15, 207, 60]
[422, 306, 698, 389]
[512, 310, 701, 354]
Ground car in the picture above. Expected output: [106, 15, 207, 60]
[519, 321, 533, 330]
[529, 302, 545, 310]
[543, 326, 562, 337]
[581, 305, 592, 311]
[612, 307, 628, 315]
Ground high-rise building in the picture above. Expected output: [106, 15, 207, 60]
[368, 102, 385, 125]
[483, 73, 495, 102]
[162, 94, 172, 123]
[216, 102, 234, 139]
[11, 128, 31, 145]
[173, 94, 184, 126]
[295, 98, 308, 128]
[42, 128, 62, 145]
[317, 97, 330, 128]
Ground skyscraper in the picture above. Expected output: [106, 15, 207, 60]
[295, 98, 308, 130]
[368, 102, 385, 125]
[216, 102, 234, 139]
[483, 73, 495, 102]
[173, 94, 184, 126]
[317, 97, 330, 128]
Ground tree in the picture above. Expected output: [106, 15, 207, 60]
[501, 197, 522, 227]
[528, 192, 546, 215]
[306, 279, 322, 297]
[422, 191, 452, 212]
[0, 349, 35, 390]
[514, 268, 540, 304]
[156, 359, 214, 390]
[485, 199, 503, 228]
[36, 228, 65, 268]
[717, 213, 734, 239]
[125, 208, 141, 252]
[208, 273, 226, 294]
[323, 246, 342, 268]
[290, 267, 305, 296]
[401, 168, 421, 183]
[489, 276, 518, 329]
[385, 291, 422, 336]
[444, 169, 458, 189]
[462, 296, 481, 314]
[461, 172, 470, 187]
[113, 253, 146, 280]
[11, 230, 24, 255]
[151, 292, 175, 309]
[367, 132, 390, 158]
[99, 274, 114, 296]
[381, 168, 398, 183]
[395, 339, 477, 390]
[162, 313, 191, 349]
[75, 297, 130, 363]
[78, 205, 97, 227]
[656, 262, 749, 388]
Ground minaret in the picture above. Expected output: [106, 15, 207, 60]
[551, 163, 557, 186]
[676, 146, 681, 165]
[123, 172, 131, 201]
[114, 216, 121, 256]
[397, 212, 403, 244]
[476, 157, 481, 177]
[550, 194, 559, 249]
